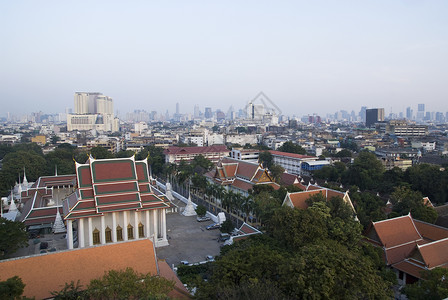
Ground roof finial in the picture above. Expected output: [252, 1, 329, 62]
[55, 165, 58, 176]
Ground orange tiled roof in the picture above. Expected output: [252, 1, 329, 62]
[269, 150, 315, 159]
[392, 260, 426, 279]
[0, 239, 158, 300]
[414, 220, 448, 242]
[158, 260, 191, 299]
[418, 238, 448, 269]
[372, 215, 423, 248]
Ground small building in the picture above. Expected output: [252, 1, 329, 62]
[364, 214, 448, 286]
[164, 145, 229, 164]
[269, 150, 317, 176]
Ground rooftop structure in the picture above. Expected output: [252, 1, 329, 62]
[164, 145, 229, 164]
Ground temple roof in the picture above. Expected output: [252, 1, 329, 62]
[66, 156, 168, 220]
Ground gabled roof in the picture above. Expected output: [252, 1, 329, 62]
[417, 238, 448, 269]
[370, 214, 423, 249]
[66, 157, 169, 220]
[414, 219, 448, 242]
[0, 240, 162, 300]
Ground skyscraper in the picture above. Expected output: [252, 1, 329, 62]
[406, 107, 413, 120]
[417, 104, 425, 121]
[205, 107, 212, 119]
[365, 108, 385, 127]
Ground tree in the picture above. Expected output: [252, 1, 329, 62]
[269, 164, 284, 183]
[0, 276, 26, 300]
[86, 267, 174, 299]
[344, 151, 384, 190]
[195, 205, 207, 217]
[277, 141, 306, 155]
[90, 146, 114, 159]
[390, 186, 438, 223]
[51, 280, 86, 299]
[220, 219, 234, 234]
[403, 268, 448, 300]
[258, 151, 273, 168]
[0, 217, 29, 259]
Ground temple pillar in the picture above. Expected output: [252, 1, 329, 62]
[133, 211, 139, 239]
[100, 215, 106, 244]
[123, 211, 128, 241]
[145, 210, 150, 238]
[112, 212, 117, 242]
[153, 209, 158, 238]
[162, 209, 167, 241]
[79, 218, 85, 248]
[67, 220, 73, 249]
[88, 217, 93, 246]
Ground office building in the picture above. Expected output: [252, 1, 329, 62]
[68, 92, 119, 132]
[365, 108, 385, 127]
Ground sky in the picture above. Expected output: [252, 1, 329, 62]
[1, 1, 447, 118]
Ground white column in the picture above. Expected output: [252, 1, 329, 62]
[123, 211, 128, 241]
[100, 215, 106, 244]
[134, 211, 139, 239]
[162, 209, 167, 241]
[112, 212, 117, 242]
[79, 218, 85, 248]
[88, 217, 93, 246]
[67, 220, 74, 249]
[145, 210, 150, 238]
[153, 209, 158, 239]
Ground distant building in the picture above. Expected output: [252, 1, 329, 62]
[365, 108, 385, 127]
[230, 148, 260, 162]
[67, 92, 119, 132]
[269, 150, 317, 176]
[164, 145, 229, 164]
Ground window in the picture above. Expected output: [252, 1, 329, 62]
[105, 227, 112, 243]
[93, 228, 100, 245]
[138, 223, 144, 238]
[127, 224, 134, 239]
[116, 226, 123, 241]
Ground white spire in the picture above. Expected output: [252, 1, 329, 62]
[23, 167, 28, 186]
[53, 209, 66, 233]
[182, 193, 197, 217]
[55, 165, 58, 176]
[9, 190, 17, 211]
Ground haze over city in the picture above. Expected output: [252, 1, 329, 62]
[1, 1, 447, 116]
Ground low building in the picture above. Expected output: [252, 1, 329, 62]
[0, 239, 190, 299]
[364, 214, 448, 286]
[269, 150, 317, 176]
[164, 145, 229, 164]
[230, 148, 260, 162]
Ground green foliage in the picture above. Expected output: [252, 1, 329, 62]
[403, 268, 448, 300]
[405, 164, 448, 204]
[90, 146, 114, 159]
[258, 151, 273, 168]
[277, 141, 306, 155]
[0, 217, 29, 259]
[86, 267, 174, 299]
[0, 276, 26, 300]
[334, 149, 352, 158]
[268, 164, 284, 183]
[220, 219, 234, 234]
[344, 151, 385, 190]
[195, 205, 207, 217]
[390, 186, 438, 223]
[51, 280, 86, 299]
[253, 191, 282, 226]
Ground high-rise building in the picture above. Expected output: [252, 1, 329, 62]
[365, 108, 385, 127]
[359, 106, 367, 123]
[406, 107, 413, 120]
[176, 103, 180, 115]
[417, 104, 425, 121]
[194, 105, 200, 118]
[68, 92, 119, 132]
[205, 107, 212, 119]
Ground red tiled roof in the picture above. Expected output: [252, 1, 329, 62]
[288, 190, 323, 209]
[94, 182, 138, 195]
[91, 159, 136, 183]
[269, 150, 315, 159]
[385, 242, 419, 265]
[232, 179, 253, 192]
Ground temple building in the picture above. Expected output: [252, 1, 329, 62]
[63, 156, 171, 249]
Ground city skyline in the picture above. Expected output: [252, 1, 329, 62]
[1, 1, 447, 116]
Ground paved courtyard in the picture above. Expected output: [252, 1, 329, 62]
[156, 212, 222, 267]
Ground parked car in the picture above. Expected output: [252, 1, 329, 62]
[206, 223, 221, 230]
[206, 255, 215, 262]
[196, 216, 211, 222]
[180, 260, 189, 265]
[219, 233, 230, 242]
[40, 242, 49, 250]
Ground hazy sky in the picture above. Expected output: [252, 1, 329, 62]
[1, 1, 447, 118]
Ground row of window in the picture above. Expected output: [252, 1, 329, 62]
[92, 223, 145, 245]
